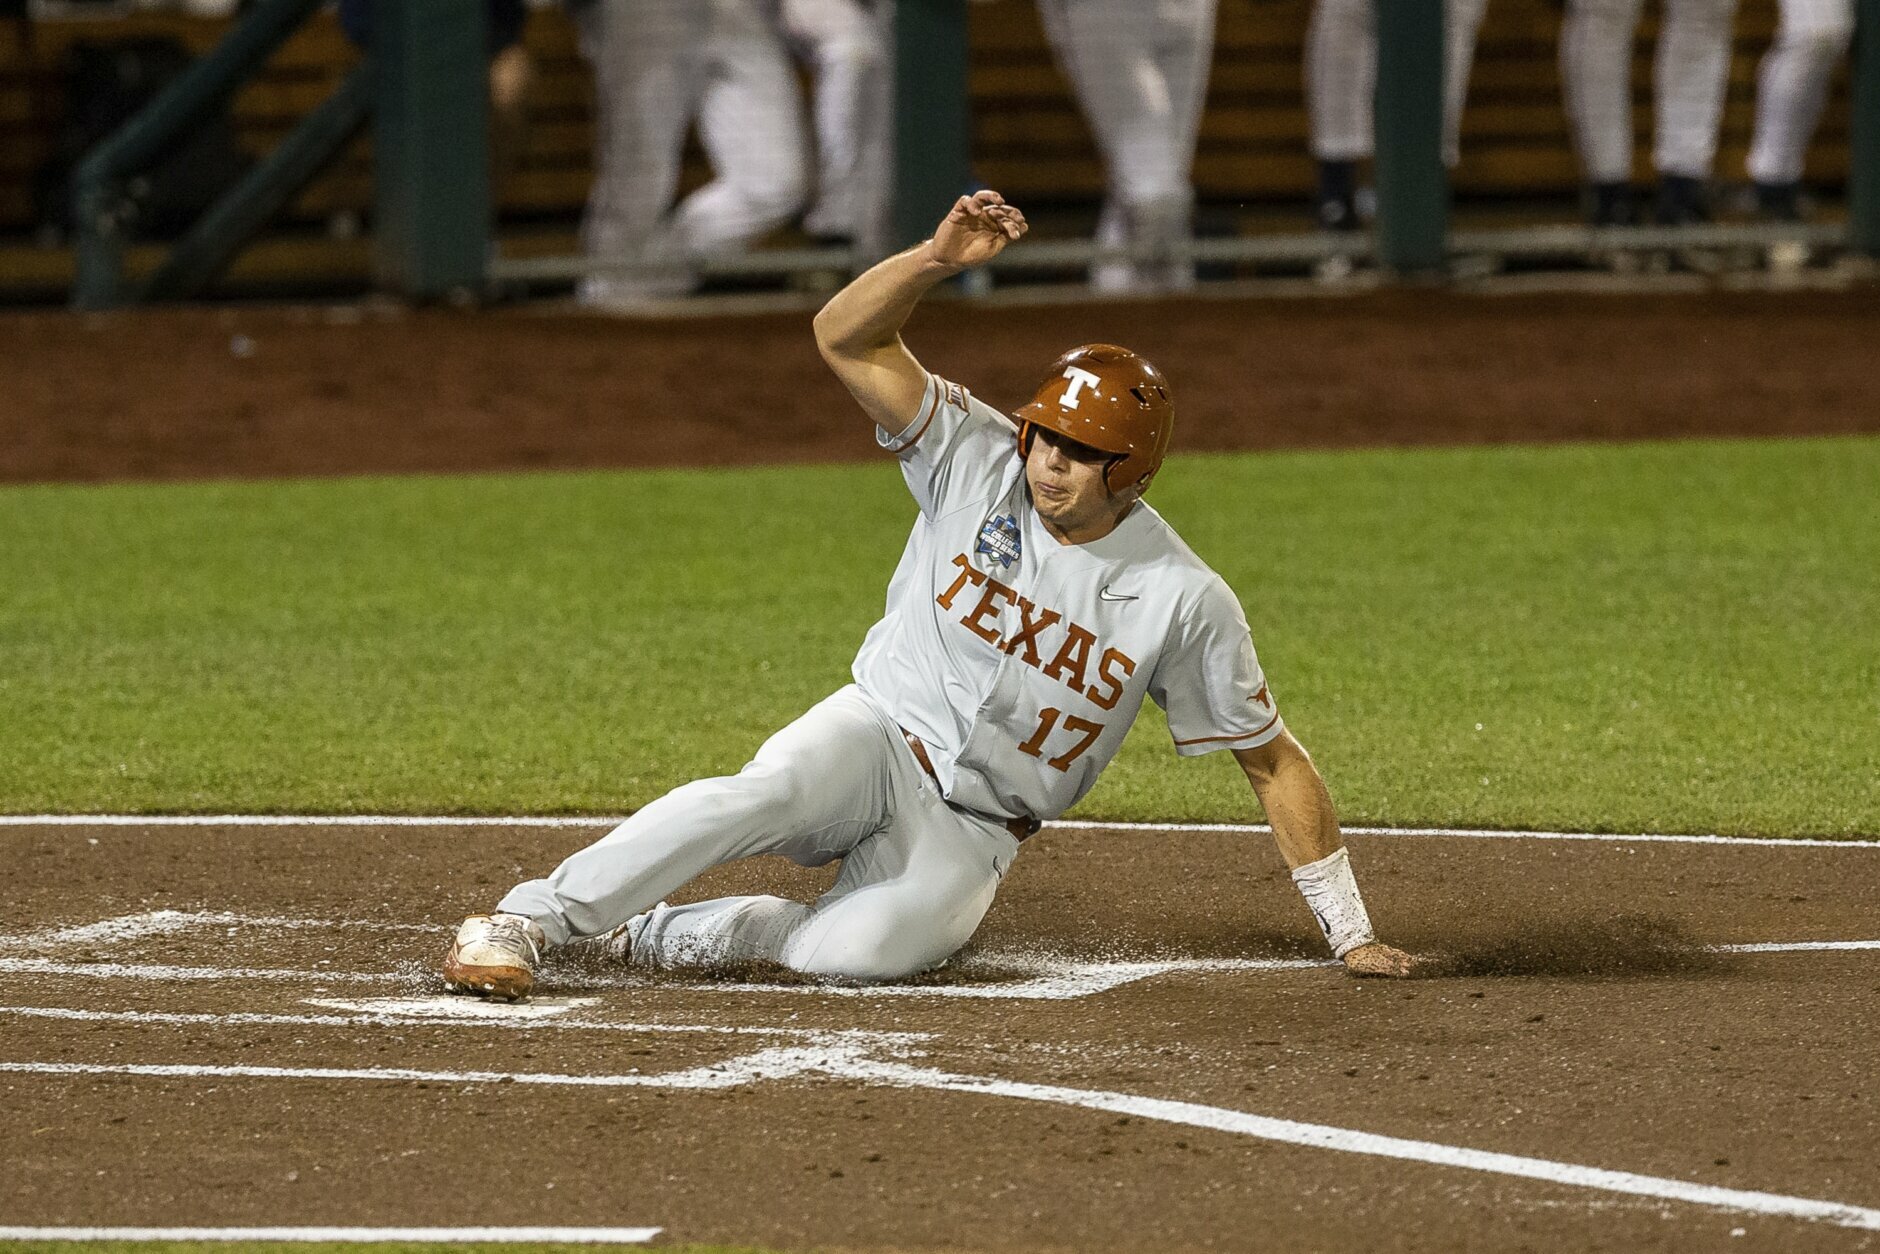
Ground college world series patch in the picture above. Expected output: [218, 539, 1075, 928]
[975, 512, 1022, 569]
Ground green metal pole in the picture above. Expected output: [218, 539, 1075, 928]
[1373, 0, 1448, 274]
[71, 0, 326, 308]
[1850, 0, 1880, 256]
[143, 64, 373, 302]
[72, 176, 128, 310]
[891, 0, 973, 251]
[371, 0, 490, 300]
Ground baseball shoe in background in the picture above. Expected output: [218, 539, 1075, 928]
[444, 913, 544, 1001]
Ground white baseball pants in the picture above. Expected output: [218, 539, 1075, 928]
[573, 0, 807, 297]
[1746, 0, 1854, 185]
[1036, 0, 1218, 292]
[498, 685, 1021, 981]
[1559, 0, 1740, 182]
[781, 0, 891, 247]
[1305, 0, 1491, 169]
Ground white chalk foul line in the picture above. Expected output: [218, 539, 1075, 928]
[0, 1003, 931, 1046]
[0, 1045, 869, 1092]
[827, 1056, 1880, 1234]
[3, 1049, 1875, 1234]
[0, 955, 1324, 999]
[0, 958, 402, 984]
[1, 942, 1871, 999]
[701, 957, 1330, 999]
[11, 910, 434, 951]
[0, 1228, 661, 1244]
[1716, 940, 1880, 954]
[1, 813, 1873, 846]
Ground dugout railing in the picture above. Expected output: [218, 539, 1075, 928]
[58, 0, 1880, 308]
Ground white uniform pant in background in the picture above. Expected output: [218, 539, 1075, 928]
[781, 0, 891, 249]
[498, 686, 1020, 981]
[574, 0, 807, 300]
[1747, 0, 1854, 185]
[1559, 0, 1739, 183]
[1305, 0, 1490, 169]
[1036, 0, 1217, 293]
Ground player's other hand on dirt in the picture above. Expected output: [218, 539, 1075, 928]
[1342, 941, 1417, 978]
[930, 189, 1028, 272]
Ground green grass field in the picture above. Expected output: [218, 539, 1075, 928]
[2, 437, 1874, 835]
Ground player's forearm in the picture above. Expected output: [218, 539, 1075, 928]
[1248, 748, 1343, 870]
[812, 241, 959, 363]
[1241, 738, 1379, 961]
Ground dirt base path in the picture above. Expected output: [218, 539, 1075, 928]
[2, 821, 1876, 1251]
[5, 289, 1878, 484]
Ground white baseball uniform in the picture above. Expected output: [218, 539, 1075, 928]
[1747, 0, 1854, 187]
[574, 0, 808, 302]
[499, 373, 1285, 980]
[1306, 0, 1491, 170]
[1035, 0, 1218, 293]
[1559, 0, 1739, 184]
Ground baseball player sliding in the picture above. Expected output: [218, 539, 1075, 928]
[444, 190, 1416, 998]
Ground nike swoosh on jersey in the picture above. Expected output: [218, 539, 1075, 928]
[1097, 585, 1138, 602]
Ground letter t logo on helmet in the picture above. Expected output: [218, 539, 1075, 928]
[1058, 366, 1103, 410]
[1013, 344, 1175, 495]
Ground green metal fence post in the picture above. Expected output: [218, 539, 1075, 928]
[1373, 0, 1448, 274]
[72, 176, 129, 310]
[1851, 0, 1880, 256]
[142, 64, 372, 301]
[70, 0, 326, 309]
[371, 0, 490, 300]
[891, 0, 973, 252]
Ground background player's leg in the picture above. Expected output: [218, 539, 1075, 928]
[1652, 0, 1738, 221]
[1305, 0, 1374, 231]
[1441, 0, 1491, 169]
[1145, 0, 1217, 290]
[672, 0, 811, 259]
[1559, 0, 1645, 217]
[782, 0, 890, 247]
[1746, 0, 1855, 199]
[574, 0, 709, 303]
[629, 776, 1021, 981]
[1306, 0, 1377, 164]
[1037, 0, 1192, 291]
[498, 686, 895, 946]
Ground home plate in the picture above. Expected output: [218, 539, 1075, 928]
[304, 995, 599, 1019]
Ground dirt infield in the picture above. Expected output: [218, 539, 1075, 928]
[2, 820, 1876, 1251]
[4, 287, 1879, 484]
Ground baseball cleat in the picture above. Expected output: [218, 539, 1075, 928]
[443, 913, 544, 1001]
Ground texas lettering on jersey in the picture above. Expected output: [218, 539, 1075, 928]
[934, 552, 1137, 712]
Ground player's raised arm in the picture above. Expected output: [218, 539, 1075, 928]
[1232, 732, 1417, 978]
[812, 190, 1027, 435]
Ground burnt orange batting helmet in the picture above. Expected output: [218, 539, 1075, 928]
[1012, 344, 1174, 495]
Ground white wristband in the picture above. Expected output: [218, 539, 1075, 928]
[1290, 846, 1376, 958]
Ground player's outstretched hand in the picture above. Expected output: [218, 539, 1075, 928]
[931, 189, 1028, 271]
[1342, 941, 1417, 978]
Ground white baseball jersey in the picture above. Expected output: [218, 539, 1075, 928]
[851, 372, 1284, 826]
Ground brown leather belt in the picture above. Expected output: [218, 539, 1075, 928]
[902, 728, 1040, 843]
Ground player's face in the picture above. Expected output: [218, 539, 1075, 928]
[1025, 425, 1134, 543]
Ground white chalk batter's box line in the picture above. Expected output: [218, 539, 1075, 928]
[6, 910, 1877, 1002]
[2, 814, 1874, 847]
[1, 910, 1874, 1000]
[2, 1039, 1877, 1238]
[0, 1229, 662, 1245]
